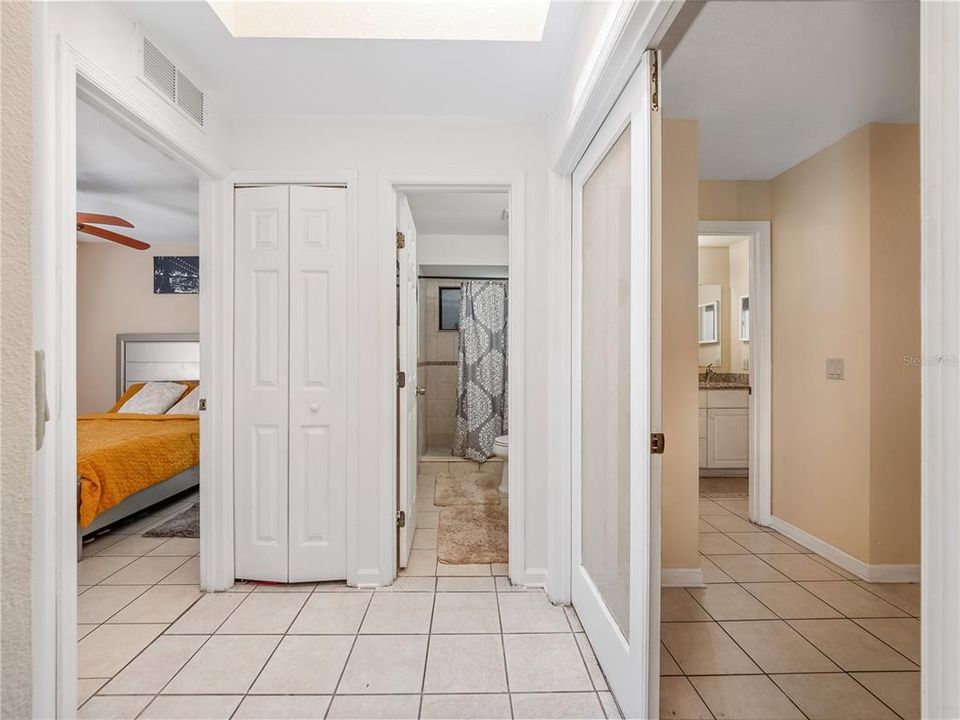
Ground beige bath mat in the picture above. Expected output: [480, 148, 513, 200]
[699, 476, 748, 498]
[437, 505, 508, 564]
[434, 472, 502, 506]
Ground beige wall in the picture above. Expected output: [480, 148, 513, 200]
[661, 119, 700, 571]
[696, 126, 920, 568]
[769, 124, 920, 566]
[0, 2, 34, 714]
[77, 242, 199, 414]
[771, 125, 874, 561]
[868, 124, 921, 564]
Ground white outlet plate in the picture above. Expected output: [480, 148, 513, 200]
[826, 357, 845, 380]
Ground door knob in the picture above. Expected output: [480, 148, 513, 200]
[416, 387, 427, 396]
[309, 402, 320, 412]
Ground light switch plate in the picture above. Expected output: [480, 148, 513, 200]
[826, 357, 845, 380]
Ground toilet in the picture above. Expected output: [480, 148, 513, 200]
[492, 435, 509, 495]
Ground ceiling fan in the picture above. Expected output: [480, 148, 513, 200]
[76, 213, 150, 250]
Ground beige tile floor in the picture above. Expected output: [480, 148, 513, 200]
[660, 489, 920, 720]
[77, 477, 619, 719]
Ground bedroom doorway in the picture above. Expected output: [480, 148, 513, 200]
[73, 89, 207, 707]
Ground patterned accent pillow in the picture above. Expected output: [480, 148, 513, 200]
[117, 381, 187, 415]
[167, 385, 200, 415]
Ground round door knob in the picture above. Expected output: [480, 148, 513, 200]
[309, 402, 320, 412]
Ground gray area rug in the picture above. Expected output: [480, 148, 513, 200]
[144, 502, 199, 538]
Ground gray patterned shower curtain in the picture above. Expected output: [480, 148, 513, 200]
[452, 281, 509, 461]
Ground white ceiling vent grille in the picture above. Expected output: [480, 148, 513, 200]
[140, 34, 205, 128]
[175, 70, 204, 127]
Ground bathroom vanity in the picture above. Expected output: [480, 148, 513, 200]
[698, 378, 750, 472]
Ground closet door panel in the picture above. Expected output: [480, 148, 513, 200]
[234, 185, 290, 582]
[288, 186, 348, 581]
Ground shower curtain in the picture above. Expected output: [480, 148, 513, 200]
[452, 281, 508, 461]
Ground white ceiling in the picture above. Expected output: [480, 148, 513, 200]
[77, 99, 199, 245]
[406, 191, 509, 236]
[119, 1, 588, 117]
[664, 1, 919, 180]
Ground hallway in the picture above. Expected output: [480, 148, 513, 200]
[660, 485, 920, 719]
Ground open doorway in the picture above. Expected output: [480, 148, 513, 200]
[74, 91, 204, 706]
[396, 189, 511, 577]
[659, 2, 921, 719]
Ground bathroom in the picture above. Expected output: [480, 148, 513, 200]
[406, 190, 510, 570]
[698, 232, 751, 498]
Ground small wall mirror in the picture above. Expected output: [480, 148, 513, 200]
[699, 300, 719, 344]
[739, 295, 750, 341]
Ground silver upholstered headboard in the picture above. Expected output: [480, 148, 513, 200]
[116, 333, 200, 398]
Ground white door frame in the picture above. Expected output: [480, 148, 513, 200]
[379, 173, 526, 585]
[920, 3, 960, 717]
[226, 171, 360, 585]
[697, 221, 772, 526]
[34, 38, 231, 717]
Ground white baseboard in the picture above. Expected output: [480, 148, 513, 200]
[661, 568, 705, 588]
[516, 568, 548, 588]
[769, 516, 920, 583]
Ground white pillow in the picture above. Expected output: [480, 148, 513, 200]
[167, 385, 200, 415]
[117, 382, 187, 415]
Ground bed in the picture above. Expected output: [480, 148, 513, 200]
[77, 333, 200, 557]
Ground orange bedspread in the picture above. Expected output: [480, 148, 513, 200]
[77, 413, 199, 527]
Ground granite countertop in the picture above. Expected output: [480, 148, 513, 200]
[698, 372, 750, 390]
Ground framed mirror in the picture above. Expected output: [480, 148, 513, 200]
[699, 300, 719, 344]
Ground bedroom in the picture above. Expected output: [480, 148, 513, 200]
[75, 91, 205, 694]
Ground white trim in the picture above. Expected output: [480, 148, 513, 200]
[35, 37, 230, 717]
[920, 3, 960, 717]
[769, 516, 919, 584]
[379, 173, 525, 588]
[552, 1, 681, 173]
[227, 170, 360, 586]
[698, 221, 772, 527]
[660, 568, 704, 588]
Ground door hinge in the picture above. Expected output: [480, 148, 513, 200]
[651, 432, 665, 454]
[650, 51, 660, 112]
[396, 371, 406, 389]
[396, 510, 406, 528]
[198, 398, 207, 411]
[396, 230, 406, 249]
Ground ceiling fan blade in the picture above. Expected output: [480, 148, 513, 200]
[77, 224, 151, 250]
[76, 213, 135, 228]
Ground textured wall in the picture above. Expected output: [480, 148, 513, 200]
[0, 1, 34, 715]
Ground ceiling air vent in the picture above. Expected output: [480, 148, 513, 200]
[140, 34, 205, 128]
[175, 70, 204, 127]
[142, 37, 176, 102]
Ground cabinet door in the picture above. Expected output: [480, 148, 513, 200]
[288, 186, 349, 582]
[234, 185, 290, 582]
[706, 408, 749, 468]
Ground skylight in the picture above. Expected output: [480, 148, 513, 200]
[207, 1, 550, 41]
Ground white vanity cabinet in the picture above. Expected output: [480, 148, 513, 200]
[699, 389, 749, 470]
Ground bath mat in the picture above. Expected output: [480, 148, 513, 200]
[699, 476, 748, 498]
[437, 504, 508, 564]
[434, 472, 502, 506]
[143, 502, 199, 538]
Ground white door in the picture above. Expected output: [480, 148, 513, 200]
[234, 184, 349, 583]
[288, 186, 349, 581]
[572, 52, 661, 719]
[234, 185, 290, 582]
[397, 193, 419, 567]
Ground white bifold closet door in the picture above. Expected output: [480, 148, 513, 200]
[234, 184, 348, 583]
